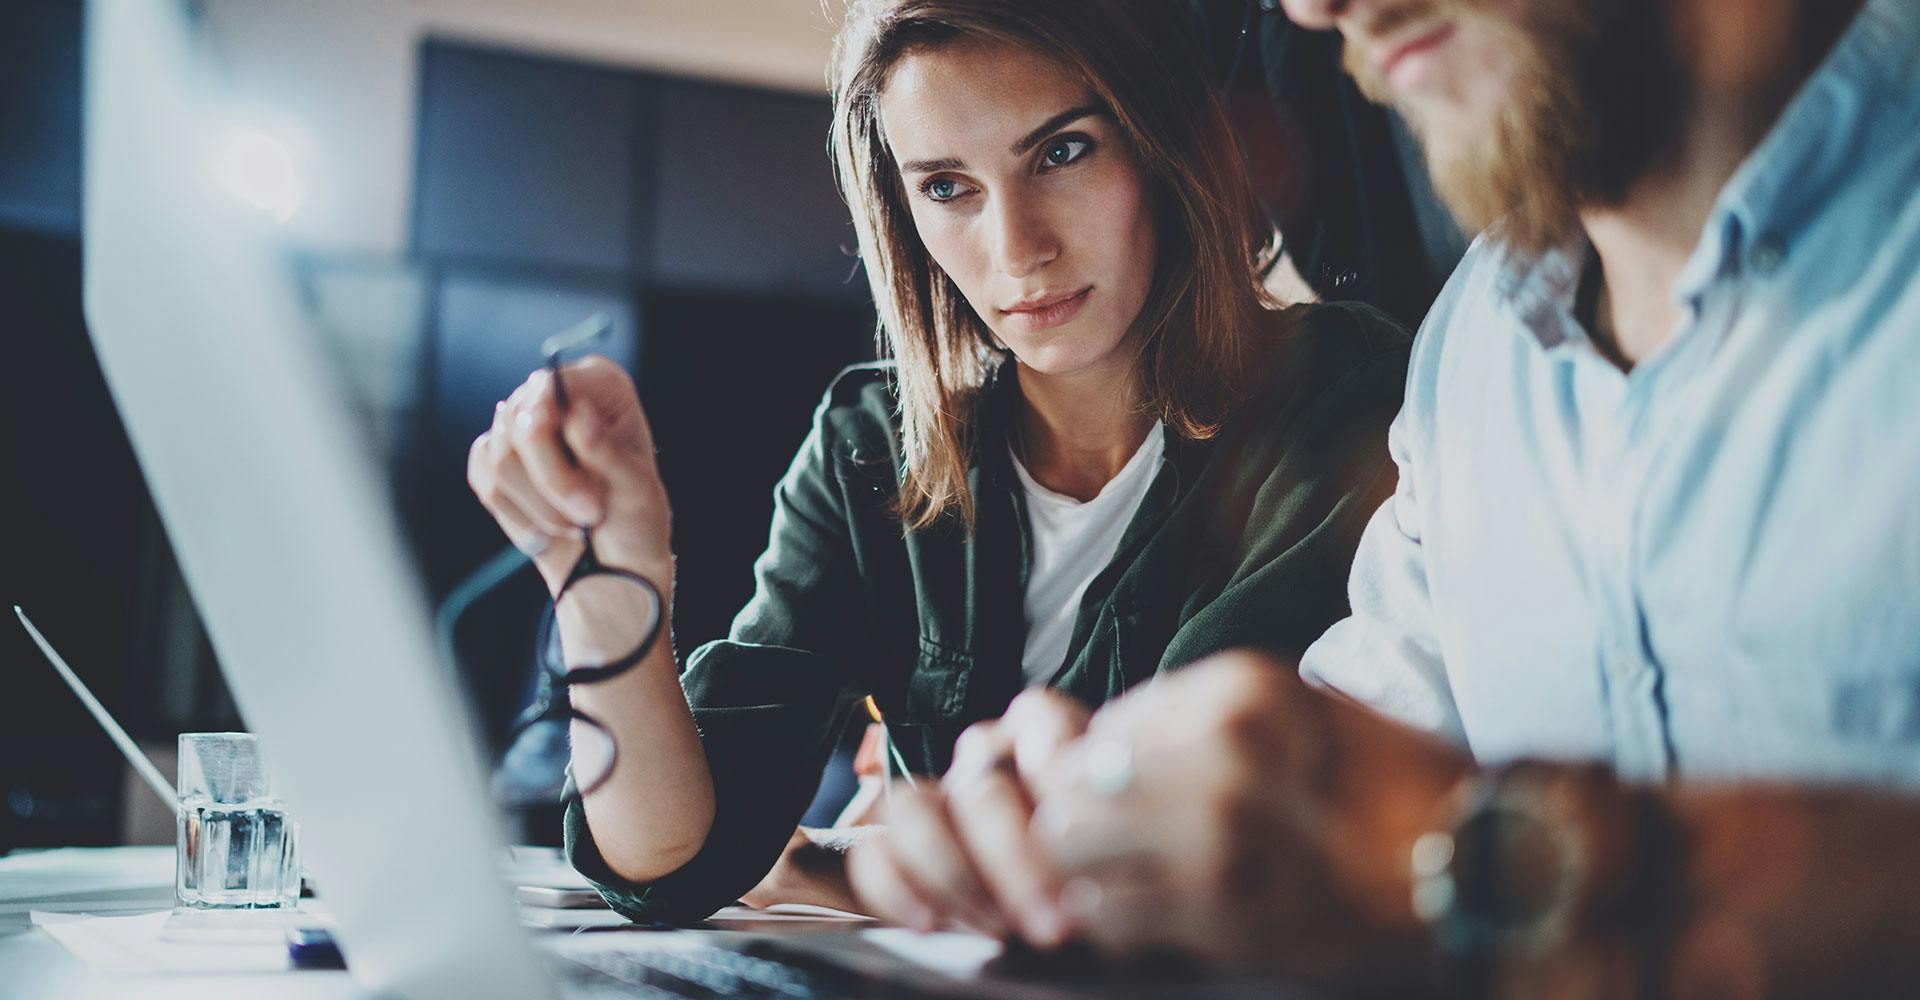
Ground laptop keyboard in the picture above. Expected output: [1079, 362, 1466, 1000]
[559, 941, 942, 999]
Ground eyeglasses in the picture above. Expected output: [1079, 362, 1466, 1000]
[496, 313, 664, 808]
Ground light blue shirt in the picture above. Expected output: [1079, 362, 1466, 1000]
[1301, 0, 1920, 785]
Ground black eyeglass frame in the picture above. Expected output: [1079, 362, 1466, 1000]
[503, 313, 666, 802]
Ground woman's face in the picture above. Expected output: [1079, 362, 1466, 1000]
[878, 39, 1159, 379]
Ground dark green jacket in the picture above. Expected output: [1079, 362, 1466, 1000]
[567, 303, 1410, 922]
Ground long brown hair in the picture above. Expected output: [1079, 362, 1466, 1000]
[830, 0, 1278, 532]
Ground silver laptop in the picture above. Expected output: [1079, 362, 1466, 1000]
[79, 2, 1308, 997]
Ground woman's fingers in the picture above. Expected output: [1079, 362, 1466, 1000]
[560, 396, 647, 499]
[481, 402, 576, 536]
[469, 467, 550, 556]
[560, 355, 657, 453]
[491, 459, 577, 540]
[509, 371, 604, 525]
[470, 427, 559, 545]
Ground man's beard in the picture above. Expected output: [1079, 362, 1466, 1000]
[1345, 0, 1682, 254]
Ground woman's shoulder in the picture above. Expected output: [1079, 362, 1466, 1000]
[1267, 300, 1412, 387]
[1238, 300, 1412, 421]
[1287, 299, 1413, 360]
[814, 360, 904, 457]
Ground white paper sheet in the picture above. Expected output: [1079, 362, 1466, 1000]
[30, 910, 300, 974]
[0, 847, 174, 915]
[497, 846, 594, 891]
[710, 903, 874, 922]
[858, 928, 1004, 978]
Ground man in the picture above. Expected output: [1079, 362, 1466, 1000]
[848, 0, 1920, 993]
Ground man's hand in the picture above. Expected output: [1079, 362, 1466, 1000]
[847, 689, 1092, 944]
[1030, 651, 1470, 985]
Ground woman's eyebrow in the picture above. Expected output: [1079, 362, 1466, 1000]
[897, 101, 1111, 175]
[900, 155, 966, 174]
[1009, 102, 1108, 155]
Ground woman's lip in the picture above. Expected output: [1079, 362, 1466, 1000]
[1002, 286, 1091, 313]
[1001, 286, 1093, 331]
[1379, 22, 1456, 92]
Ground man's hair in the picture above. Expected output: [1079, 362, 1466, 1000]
[830, 0, 1280, 531]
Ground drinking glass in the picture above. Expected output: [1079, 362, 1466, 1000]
[175, 732, 301, 909]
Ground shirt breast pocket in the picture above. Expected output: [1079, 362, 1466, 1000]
[867, 635, 975, 776]
[830, 445, 897, 520]
[1714, 544, 1920, 774]
[896, 635, 972, 722]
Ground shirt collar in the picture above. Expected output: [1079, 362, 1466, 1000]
[977, 356, 1023, 491]
[1487, 0, 1918, 339]
[1489, 231, 1595, 354]
[1673, 0, 1920, 306]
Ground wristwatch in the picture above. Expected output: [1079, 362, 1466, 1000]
[1409, 762, 1676, 998]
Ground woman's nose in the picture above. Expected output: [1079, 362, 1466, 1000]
[987, 193, 1060, 279]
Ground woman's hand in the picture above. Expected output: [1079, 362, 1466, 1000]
[739, 826, 879, 913]
[471, 357, 711, 884]
[847, 689, 1092, 944]
[1029, 651, 1469, 984]
[466, 356, 674, 594]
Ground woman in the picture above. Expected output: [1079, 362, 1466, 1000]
[466, 0, 1409, 925]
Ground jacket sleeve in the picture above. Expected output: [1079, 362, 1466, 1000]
[565, 383, 871, 923]
[1161, 307, 1412, 668]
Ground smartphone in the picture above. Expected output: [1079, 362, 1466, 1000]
[286, 926, 346, 969]
[515, 885, 607, 909]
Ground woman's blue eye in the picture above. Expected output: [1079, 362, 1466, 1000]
[1042, 138, 1091, 168]
[925, 178, 961, 201]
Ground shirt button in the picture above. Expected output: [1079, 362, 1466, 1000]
[1750, 238, 1786, 275]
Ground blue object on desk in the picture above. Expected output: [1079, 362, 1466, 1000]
[286, 926, 345, 970]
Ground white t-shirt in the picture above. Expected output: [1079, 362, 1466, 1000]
[1009, 424, 1166, 686]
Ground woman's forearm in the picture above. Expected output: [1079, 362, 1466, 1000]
[562, 585, 716, 884]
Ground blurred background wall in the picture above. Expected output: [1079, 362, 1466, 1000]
[1, 0, 875, 850]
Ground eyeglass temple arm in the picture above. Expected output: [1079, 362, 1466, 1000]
[540, 312, 615, 415]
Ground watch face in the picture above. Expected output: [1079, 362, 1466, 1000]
[1451, 804, 1574, 933]
[1413, 788, 1587, 956]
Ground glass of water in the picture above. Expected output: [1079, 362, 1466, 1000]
[175, 732, 300, 909]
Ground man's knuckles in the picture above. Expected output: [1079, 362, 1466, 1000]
[949, 722, 1005, 773]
